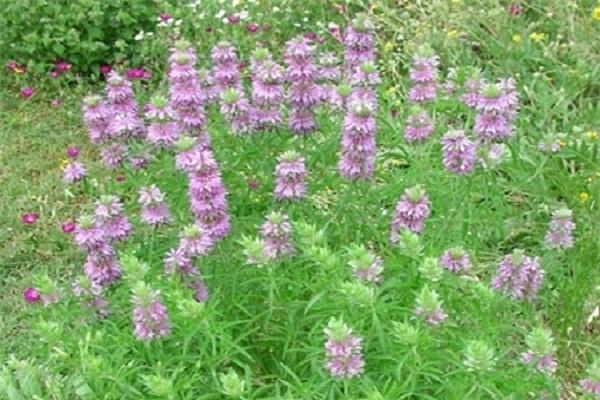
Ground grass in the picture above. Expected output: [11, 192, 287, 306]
[1, 0, 600, 398]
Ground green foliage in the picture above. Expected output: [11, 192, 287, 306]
[0, 0, 161, 75]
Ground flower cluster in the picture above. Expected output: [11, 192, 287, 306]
[491, 250, 543, 300]
[407, 47, 439, 104]
[145, 95, 179, 148]
[317, 52, 341, 106]
[521, 327, 557, 375]
[261, 212, 295, 260]
[324, 318, 365, 379]
[473, 79, 519, 141]
[439, 247, 471, 273]
[544, 208, 575, 250]
[347, 244, 384, 284]
[343, 14, 376, 72]
[390, 186, 431, 244]
[251, 48, 284, 129]
[441, 130, 477, 175]
[285, 37, 321, 135]
[138, 185, 171, 226]
[132, 282, 171, 341]
[338, 96, 377, 180]
[164, 246, 208, 302]
[580, 358, 600, 397]
[274, 150, 307, 201]
[82, 95, 112, 144]
[168, 41, 207, 137]
[105, 71, 145, 140]
[414, 285, 447, 326]
[72, 276, 111, 319]
[220, 88, 257, 135]
[211, 41, 242, 95]
[63, 162, 87, 184]
[184, 145, 231, 241]
[405, 106, 434, 143]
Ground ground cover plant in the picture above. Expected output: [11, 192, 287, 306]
[1, 1, 600, 399]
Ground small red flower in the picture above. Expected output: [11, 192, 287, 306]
[228, 15, 240, 25]
[24, 288, 41, 304]
[21, 213, 39, 225]
[115, 175, 126, 183]
[67, 147, 80, 159]
[20, 87, 34, 99]
[61, 221, 76, 234]
[100, 65, 112, 75]
[246, 23, 259, 33]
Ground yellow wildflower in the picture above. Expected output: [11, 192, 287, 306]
[59, 158, 69, 171]
[579, 192, 590, 202]
[585, 131, 598, 140]
[446, 29, 459, 39]
[386, 86, 397, 96]
[529, 32, 547, 42]
[384, 41, 395, 53]
[593, 6, 600, 21]
[512, 34, 521, 44]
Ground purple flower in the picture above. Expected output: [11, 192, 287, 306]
[51, 99, 62, 108]
[82, 95, 112, 144]
[185, 146, 231, 241]
[54, 60, 72, 73]
[261, 212, 295, 260]
[285, 36, 320, 135]
[405, 107, 434, 143]
[132, 283, 171, 341]
[84, 249, 122, 287]
[324, 318, 365, 379]
[251, 51, 284, 129]
[20, 87, 34, 99]
[343, 14, 376, 72]
[100, 65, 112, 75]
[94, 195, 133, 243]
[179, 224, 215, 257]
[441, 130, 477, 175]
[211, 41, 242, 96]
[274, 151, 307, 201]
[407, 47, 439, 104]
[139, 185, 172, 226]
[100, 143, 128, 169]
[146, 96, 180, 148]
[24, 288, 41, 304]
[414, 285, 447, 326]
[21, 212, 39, 225]
[473, 80, 519, 141]
[544, 208, 575, 250]
[390, 186, 431, 243]
[338, 98, 377, 181]
[509, 4, 522, 16]
[580, 359, 600, 397]
[125, 68, 152, 80]
[491, 250, 543, 300]
[522, 327, 557, 375]
[439, 247, 471, 273]
[220, 88, 257, 135]
[73, 215, 106, 251]
[72, 278, 111, 319]
[246, 23, 259, 33]
[63, 162, 87, 184]
[347, 244, 384, 284]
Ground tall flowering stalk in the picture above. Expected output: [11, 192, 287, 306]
[491, 250, 543, 300]
[211, 41, 242, 95]
[100, 143, 128, 169]
[405, 106, 434, 143]
[414, 285, 447, 326]
[521, 327, 558, 375]
[164, 247, 209, 302]
[285, 37, 321, 135]
[138, 185, 171, 227]
[343, 14, 376, 73]
[544, 208, 575, 250]
[251, 48, 284, 129]
[407, 47, 439, 104]
[324, 318, 365, 379]
[317, 52, 341, 106]
[185, 147, 231, 241]
[347, 244, 384, 284]
[178, 224, 214, 257]
[261, 212, 295, 260]
[274, 150, 307, 201]
[168, 40, 206, 136]
[338, 96, 377, 180]
[441, 130, 477, 175]
[145, 94, 179, 148]
[439, 247, 471, 273]
[221, 88, 257, 136]
[72, 276, 111, 319]
[74, 215, 121, 288]
[82, 95, 112, 144]
[473, 79, 519, 141]
[390, 186, 431, 244]
[105, 71, 145, 140]
[94, 195, 133, 243]
[132, 282, 171, 341]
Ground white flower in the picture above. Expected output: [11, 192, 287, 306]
[239, 10, 249, 20]
[146, 32, 154, 37]
[222, 17, 229, 24]
[175, 19, 183, 26]
[134, 31, 145, 41]
[272, 6, 280, 12]
[216, 9, 226, 18]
